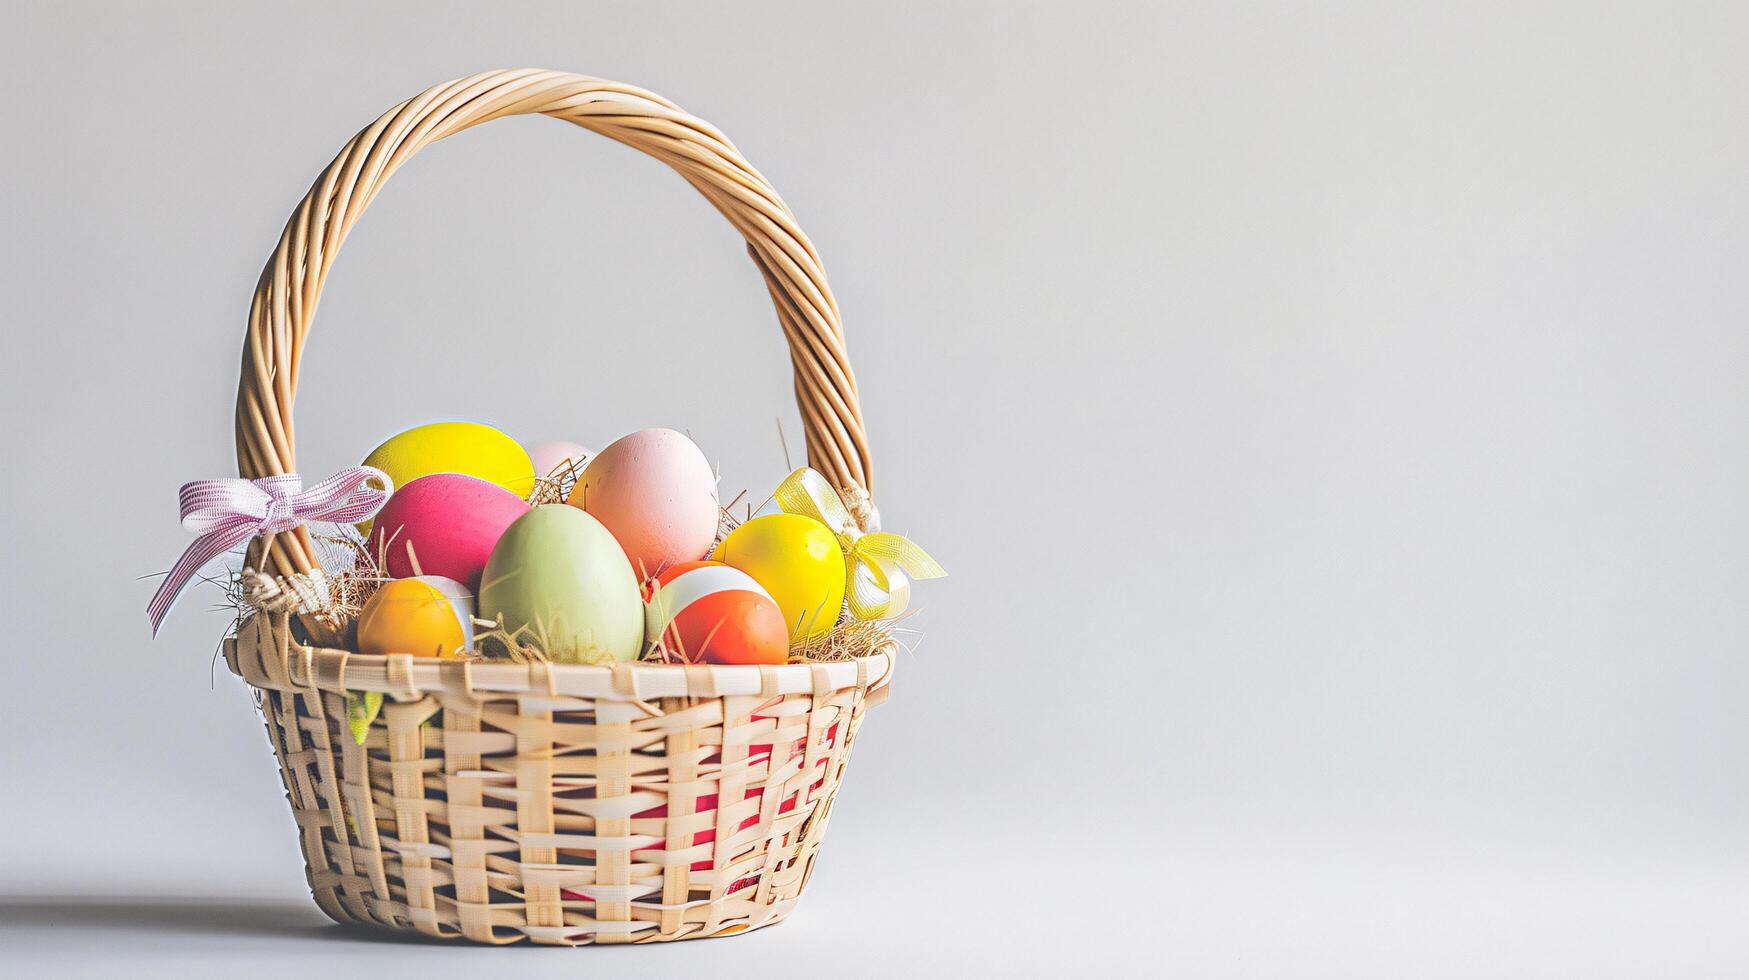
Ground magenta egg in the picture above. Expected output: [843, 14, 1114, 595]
[367, 473, 531, 588]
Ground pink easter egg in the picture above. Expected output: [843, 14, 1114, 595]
[527, 440, 593, 480]
[567, 428, 719, 580]
[368, 473, 531, 588]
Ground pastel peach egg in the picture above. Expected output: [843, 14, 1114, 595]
[568, 428, 718, 579]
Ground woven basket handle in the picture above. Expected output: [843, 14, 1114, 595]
[235, 69, 871, 583]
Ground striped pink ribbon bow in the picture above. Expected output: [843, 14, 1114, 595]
[147, 467, 392, 635]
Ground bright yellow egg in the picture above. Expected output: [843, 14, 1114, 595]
[361, 422, 537, 531]
[711, 513, 846, 642]
[356, 576, 474, 659]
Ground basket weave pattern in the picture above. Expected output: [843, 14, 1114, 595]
[230, 615, 892, 944]
[217, 69, 895, 944]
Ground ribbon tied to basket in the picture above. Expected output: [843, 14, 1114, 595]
[771, 467, 945, 620]
[147, 467, 393, 634]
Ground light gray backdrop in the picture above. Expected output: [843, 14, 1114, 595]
[2, 1, 1745, 976]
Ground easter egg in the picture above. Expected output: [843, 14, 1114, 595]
[366, 474, 530, 588]
[645, 561, 789, 665]
[568, 428, 718, 579]
[362, 421, 537, 508]
[527, 440, 593, 480]
[711, 514, 846, 642]
[479, 504, 644, 663]
[357, 575, 474, 659]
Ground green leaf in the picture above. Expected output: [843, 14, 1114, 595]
[347, 690, 383, 745]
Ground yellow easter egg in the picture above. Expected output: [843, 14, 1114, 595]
[357, 576, 474, 659]
[711, 513, 846, 642]
[363, 421, 538, 507]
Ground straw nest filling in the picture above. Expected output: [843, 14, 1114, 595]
[227, 484, 907, 667]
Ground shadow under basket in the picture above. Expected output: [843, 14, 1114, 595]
[227, 614, 894, 945]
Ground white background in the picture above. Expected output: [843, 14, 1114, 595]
[2, 2, 1745, 975]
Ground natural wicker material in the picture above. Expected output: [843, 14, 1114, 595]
[230, 615, 893, 944]
[218, 70, 895, 945]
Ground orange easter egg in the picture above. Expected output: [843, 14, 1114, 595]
[644, 561, 789, 665]
[356, 576, 474, 659]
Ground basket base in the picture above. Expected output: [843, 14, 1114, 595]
[315, 892, 800, 947]
[231, 615, 891, 947]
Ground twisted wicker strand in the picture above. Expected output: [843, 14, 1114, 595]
[237, 70, 872, 579]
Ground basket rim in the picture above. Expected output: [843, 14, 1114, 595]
[226, 615, 896, 701]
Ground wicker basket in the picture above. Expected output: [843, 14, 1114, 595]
[219, 69, 895, 945]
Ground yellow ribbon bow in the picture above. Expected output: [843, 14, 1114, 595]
[772, 467, 946, 620]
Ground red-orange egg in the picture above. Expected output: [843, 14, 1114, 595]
[643, 560, 788, 665]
